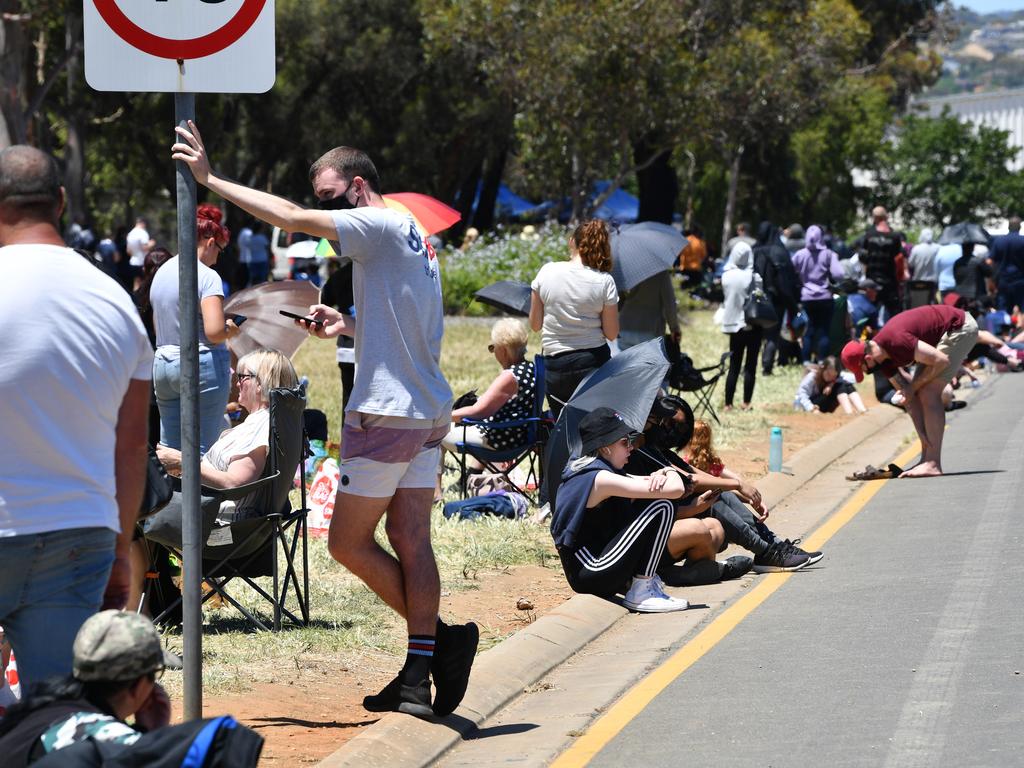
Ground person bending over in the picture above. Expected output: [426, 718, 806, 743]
[551, 408, 726, 613]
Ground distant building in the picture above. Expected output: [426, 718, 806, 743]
[913, 87, 1024, 171]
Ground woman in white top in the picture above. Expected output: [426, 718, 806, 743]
[719, 242, 763, 411]
[149, 204, 240, 454]
[530, 220, 619, 418]
[134, 349, 298, 612]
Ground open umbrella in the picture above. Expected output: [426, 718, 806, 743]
[474, 280, 532, 317]
[609, 222, 687, 292]
[383, 192, 461, 236]
[938, 222, 991, 246]
[542, 337, 670, 510]
[224, 280, 320, 360]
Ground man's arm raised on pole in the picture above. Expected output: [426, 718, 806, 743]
[171, 120, 337, 241]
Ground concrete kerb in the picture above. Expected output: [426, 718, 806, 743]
[316, 400, 942, 768]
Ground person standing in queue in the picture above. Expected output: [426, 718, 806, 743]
[171, 122, 477, 719]
[530, 220, 619, 418]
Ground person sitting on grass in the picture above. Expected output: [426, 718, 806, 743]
[629, 398, 817, 576]
[0, 611, 179, 766]
[794, 356, 868, 415]
[437, 319, 536, 498]
[551, 407, 726, 613]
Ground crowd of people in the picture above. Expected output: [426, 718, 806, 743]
[3, 128, 1022, 761]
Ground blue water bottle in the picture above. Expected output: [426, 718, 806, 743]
[769, 427, 783, 472]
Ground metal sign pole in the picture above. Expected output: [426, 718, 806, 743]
[174, 91, 203, 721]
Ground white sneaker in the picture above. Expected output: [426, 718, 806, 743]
[622, 577, 689, 613]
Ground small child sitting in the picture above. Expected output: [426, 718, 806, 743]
[794, 356, 867, 414]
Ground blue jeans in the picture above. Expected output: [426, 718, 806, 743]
[0, 528, 115, 690]
[154, 346, 231, 454]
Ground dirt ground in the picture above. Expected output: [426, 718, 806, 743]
[177, 404, 871, 764]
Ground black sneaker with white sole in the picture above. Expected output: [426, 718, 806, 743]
[787, 538, 823, 565]
[752, 540, 809, 573]
[362, 674, 434, 719]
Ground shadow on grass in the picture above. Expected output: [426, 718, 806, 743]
[248, 715, 372, 730]
[163, 615, 350, 635]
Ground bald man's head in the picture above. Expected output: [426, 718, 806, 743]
[0, 145, 63, 223]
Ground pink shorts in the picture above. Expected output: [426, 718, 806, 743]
[339, 410, 451, 498]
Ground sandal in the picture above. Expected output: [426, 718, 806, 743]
[846, 463, 903, 481]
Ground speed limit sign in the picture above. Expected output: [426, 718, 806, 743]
[83, 0, 275, 93]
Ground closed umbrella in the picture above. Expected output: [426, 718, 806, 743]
[609, 222, 687, 292]
[224, 280, 320, 360]
[542, 337, 670, 510]
[938, 222, 990, 246]
[474, 280, 532, 317]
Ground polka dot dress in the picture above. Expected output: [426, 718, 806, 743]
[479, 360, 536, 450]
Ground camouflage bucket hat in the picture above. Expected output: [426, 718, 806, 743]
[73, 611, 182, 682]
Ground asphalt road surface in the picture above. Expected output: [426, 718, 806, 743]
[586, 374, 1024, 767]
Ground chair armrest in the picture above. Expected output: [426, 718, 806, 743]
[172, 472, 280, 500]
[461, 417, 543, 430]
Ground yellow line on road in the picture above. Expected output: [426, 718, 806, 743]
[550, 442, 922, 768]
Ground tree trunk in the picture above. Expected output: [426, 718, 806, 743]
[63, 13, 86, 227]
[634, 140, 677, 224]
[472, 145, 506, 232]
[570, 148, 586, 225]
[449, 161, 481, 245]
[682, 150, 696, 230]
[0, 1, 28, 147]
[720, 144, 744, 257]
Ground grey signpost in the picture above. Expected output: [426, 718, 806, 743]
[84, 0, 275, 720]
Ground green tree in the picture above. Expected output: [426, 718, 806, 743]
[870, 111, 1024, 227]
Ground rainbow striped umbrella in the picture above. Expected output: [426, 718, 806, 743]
[382, 192, 461, 236]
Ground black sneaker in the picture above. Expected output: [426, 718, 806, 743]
[432, 622, 479, 716]
[397, 678, 435, 719]
[787, 538, 823, 565]
[362, 674, 401, 712]
[719, 555, 753, 580]
[752, 540, 809, 573]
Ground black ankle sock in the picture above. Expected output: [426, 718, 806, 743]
[401, 635, 435, 684]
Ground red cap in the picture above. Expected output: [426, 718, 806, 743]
[943, 292, 964, 308]
[841, 340, 866, 382]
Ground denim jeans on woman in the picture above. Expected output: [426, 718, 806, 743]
[153, 345, 231, 454]
[0, 528, 115, 690]
[725, 326, 763, 406]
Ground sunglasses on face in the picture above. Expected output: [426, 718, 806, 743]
[487, 344, 496, 353]
[619, 435, 640, 449]
[236, 372, 257, 384]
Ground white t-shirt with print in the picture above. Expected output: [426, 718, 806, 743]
[532, 260, 618, 355]
[331, 207, 452, 420]
[0, 244, 153, 537]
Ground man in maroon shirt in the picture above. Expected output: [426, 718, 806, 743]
[841, 305, 978, 477]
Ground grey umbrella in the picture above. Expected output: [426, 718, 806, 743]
[542, 337, 670, 511]
[609, 222, 687, 292]
[224, 280, 320, 360]
[938, 222, 991, 246]
[474, 280, 532, 317]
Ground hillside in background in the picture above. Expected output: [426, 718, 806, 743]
[930, 7, 1024, 95]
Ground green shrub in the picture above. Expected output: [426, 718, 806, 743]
[439, 223, 570, 314]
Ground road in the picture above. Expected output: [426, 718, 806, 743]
[585, 373, 1024, 767]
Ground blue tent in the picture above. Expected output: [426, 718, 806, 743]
[495, 185, 543, 219]
[592, 180, 639, 223]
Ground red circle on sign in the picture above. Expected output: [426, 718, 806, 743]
[92, 0, 268, 60]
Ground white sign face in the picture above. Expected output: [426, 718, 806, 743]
[83, 0, 275, 93]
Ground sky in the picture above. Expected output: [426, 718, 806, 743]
[958, 0, 1021, 14]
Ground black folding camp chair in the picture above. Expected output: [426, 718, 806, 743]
[452, 355, 552, 503]
[145, 385, 310, 632]
[667, 348, 730, 425]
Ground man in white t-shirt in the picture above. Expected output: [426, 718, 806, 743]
[0, 146, 152, 691]
[172, 122, 477, 720]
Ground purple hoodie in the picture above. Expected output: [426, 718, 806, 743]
[791, 225, 844, 302]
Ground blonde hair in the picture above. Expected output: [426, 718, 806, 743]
[490, 318, 528, 357]
[237, 349, 299, 406]
[686, 420, 720, 473]
[572, 220, 612, 273]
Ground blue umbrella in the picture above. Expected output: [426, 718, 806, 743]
[609, 222, 686, 292]
[542, 337, 670, 510]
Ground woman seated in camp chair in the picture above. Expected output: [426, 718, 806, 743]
[131, 349, 298, 611]
[437, 319, 536, 494]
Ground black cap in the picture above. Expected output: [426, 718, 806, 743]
[580, 407, 640, 455]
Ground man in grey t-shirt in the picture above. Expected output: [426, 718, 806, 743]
[172, 124, 476, 720]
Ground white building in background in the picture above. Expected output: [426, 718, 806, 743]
[913, 87, 1024, 172]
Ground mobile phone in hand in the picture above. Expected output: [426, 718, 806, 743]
[231, 314, 248, 327]
[279, 309, 324, 327]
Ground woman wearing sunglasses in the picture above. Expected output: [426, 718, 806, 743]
[551, 407, 725, 613]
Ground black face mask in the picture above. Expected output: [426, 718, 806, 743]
[317, 189, 356, 211]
